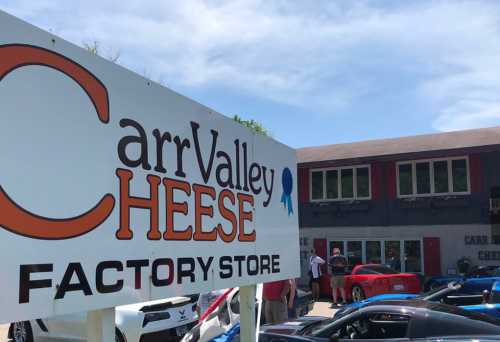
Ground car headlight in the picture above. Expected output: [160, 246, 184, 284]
[142, 311, 171, 327]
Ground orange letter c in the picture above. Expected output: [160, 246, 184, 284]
[0, 44, 115, 239]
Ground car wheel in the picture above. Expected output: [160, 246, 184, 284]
[351, 285, 365, 302]
[11, 321, 33, 342]
[429, 282, 440, 291]
[115, 328, 125, 342]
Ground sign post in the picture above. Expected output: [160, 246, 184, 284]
[0, 10, 300, 340]
[87, 308, 115, 342]
[239, 284, 256, 342]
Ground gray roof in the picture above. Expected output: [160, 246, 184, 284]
[297, 126, 500, 164]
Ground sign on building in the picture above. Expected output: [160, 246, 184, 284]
[0, 11, 299, 323]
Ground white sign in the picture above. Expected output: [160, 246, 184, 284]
[0, 11, 299, 323]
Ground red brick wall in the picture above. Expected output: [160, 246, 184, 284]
[386, 161, 397, 199]
[298, 167, 309, 203]
[371, 162, 382, 200]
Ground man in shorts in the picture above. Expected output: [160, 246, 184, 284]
[263, 279, 290, 324]
[329, 248, 347, 306]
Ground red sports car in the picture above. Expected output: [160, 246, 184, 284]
[320, 264, 421, 302]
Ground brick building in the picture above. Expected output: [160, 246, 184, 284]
[296, 126, 500, 282]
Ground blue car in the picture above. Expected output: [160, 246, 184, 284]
[335, 281, 462, 317]
[462, 281, 500, 319]
[425, 265, 500, 292]
[336, 280, 500, 319]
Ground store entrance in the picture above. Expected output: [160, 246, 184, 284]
[328, 239, 423, 274]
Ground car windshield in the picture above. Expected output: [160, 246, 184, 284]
[420, 282, 461, 300]
[424, 301, 500, 325]
[470, 266, 500, 277]
[302, 318, 336, 335]
[357, 265, 399, 275]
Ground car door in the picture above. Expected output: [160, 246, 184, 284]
[45, 311, 86, 340]
[463, 277, 498, 294]
[315, 311, 411, 342]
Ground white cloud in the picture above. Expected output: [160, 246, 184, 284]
[2, 0, 500, 130]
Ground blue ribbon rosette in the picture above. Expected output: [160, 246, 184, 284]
[281, 167, 293, 216]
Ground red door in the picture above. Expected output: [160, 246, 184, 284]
[423, 237, 441, 276]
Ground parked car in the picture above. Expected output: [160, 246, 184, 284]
[9, 296, 198, 342]
[320, 264, 421, 302]
[461, 281, 500, 319]
[181, 288, 242, 342]
[336, 280, 500, 319]
[259, 332, 500, 342]
[335, 280, 484, 317]
[293, 289, 314, 318]
[182, 286, 313, 342]
[260, 300, 500, 341]
[425, 265, 500, 292]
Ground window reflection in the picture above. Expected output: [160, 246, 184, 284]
[385, 241, 401, 271]
[404, 240, 422, 273]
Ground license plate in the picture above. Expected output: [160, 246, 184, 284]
[176, 325, 188, 336]
[393, 284, 404, 291]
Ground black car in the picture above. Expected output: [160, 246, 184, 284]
[260, 299, 500, 341]
[259, 332, 500, 342]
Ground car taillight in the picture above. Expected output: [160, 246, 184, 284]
[142, 311, 171, 327]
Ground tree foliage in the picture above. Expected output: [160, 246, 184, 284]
[82, 40, 120, 62]
[233, 115, 270, 136]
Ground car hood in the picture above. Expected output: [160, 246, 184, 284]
[364, 293, 418, 302]
[260, 316, 327, 335]
[429, 275, 463, 283]
[335, 293, 419, 317]
[118, 296, 192, 312]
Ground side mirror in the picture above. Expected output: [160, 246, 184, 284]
[330, 332, 341, 342]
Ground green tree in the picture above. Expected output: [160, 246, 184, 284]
[82, 40, 121, 63]
[233, 115, 270, 137]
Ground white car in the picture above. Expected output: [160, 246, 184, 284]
[9, 296, 198, 342]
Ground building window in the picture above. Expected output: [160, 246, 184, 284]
[326, 170, 339, 199]
[327, 239, 423, 274]
[366, 241, 382, 264]
[452, 159, 468, 192]
[397, 157, 470, 197]
[311, 171, 324, 200]
[357, 167, 370, 198]
[385, 241, 401, 271]
[341, 169, 354, 198]
[347, 241, 363, 267]
[310, 165, 371, 201]
[398, 164, 413, 196]
[404, 240, 422, 273]
[416, 162, 431, 194]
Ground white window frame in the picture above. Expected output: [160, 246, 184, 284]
[327, 238, 425, 274]
[309, 165, 372, 202]
[396, 156, 470, 198]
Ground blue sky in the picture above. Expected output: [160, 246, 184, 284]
[2, 0, 500, 148]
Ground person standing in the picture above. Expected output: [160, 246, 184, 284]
[263, 279, 290, 324]
[287, 278, 298, 318]
[309, 249, 325, 300]
[329, 248, 347, 306]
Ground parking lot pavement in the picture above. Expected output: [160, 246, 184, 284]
[306, 300, 337, 317]
[0, 324, 9, 342]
